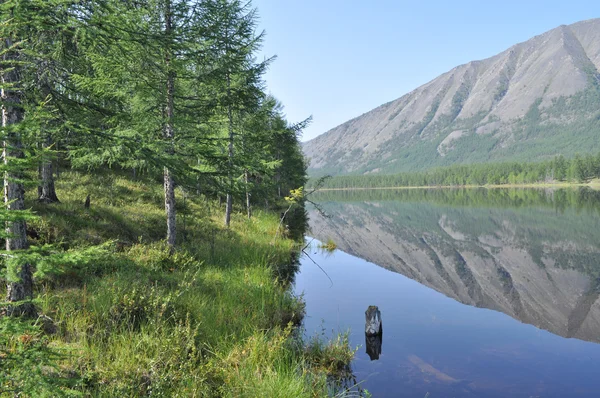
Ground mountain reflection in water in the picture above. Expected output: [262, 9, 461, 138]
[310, 188, 600, 343]
[296, 188, 600, 398]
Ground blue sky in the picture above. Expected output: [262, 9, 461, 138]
[251, 0, 599, 141]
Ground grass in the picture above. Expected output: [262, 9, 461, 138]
[318, 238, 338, 252]
[0, 169, 355, 397]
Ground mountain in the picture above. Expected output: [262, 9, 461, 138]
[304, 19, 600, 176]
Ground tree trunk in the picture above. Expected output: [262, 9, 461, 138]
[245, 170, 251, 219]
[2, 38, 35, 317]
[276, 148, 282, 197]
[224, 71, 234, 227]
[38, 134, 59, 203]
[225, 192, 232, 226]
[55, 140, 60, 179]
[182, 188, 187, 242]
[37, 161, 42, 198]
[365, 305, 382, 336]
[163, 0, 176, 249]
[241, 133, 251, 219]
[164, 167, 176, 247]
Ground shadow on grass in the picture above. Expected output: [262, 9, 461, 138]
[9, 170, 353, 397]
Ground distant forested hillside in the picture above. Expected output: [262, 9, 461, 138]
[308, 154, 600, 189]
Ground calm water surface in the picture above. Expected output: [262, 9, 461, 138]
[294, 188, 600, 397]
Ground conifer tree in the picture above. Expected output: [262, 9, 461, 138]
[236, 95, 309, 215]
[0, 0, 111, 314]
[200, 0, 270, 227]
[1, 35, 34, 316]
[70, 0, 214, 248]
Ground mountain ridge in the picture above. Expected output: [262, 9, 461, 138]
[304, 18, 600, 176]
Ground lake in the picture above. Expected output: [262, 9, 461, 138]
[294, 188, 600, 397]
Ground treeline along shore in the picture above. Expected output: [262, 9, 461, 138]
[308, 154, 600, 190]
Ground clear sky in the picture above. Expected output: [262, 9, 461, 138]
[251, 0, 599, 142]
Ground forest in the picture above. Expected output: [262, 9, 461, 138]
[309, 153, 600, 189]
[0, 1, 353, 396]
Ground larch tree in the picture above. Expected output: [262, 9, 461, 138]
[1, 34, 34, 316]
[162, 0, 177, 248]
[0, 0, 70, 315]
[237, 96, 282, 218]
[0, 0, 114, 314]
[199, 0, 270, 227]
[102, 0, 226, 248]
[67, 0, 209, 249]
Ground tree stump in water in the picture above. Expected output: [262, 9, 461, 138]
[365, 305, 382, 336]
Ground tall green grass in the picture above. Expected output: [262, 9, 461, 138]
[0, 170, 355, 397]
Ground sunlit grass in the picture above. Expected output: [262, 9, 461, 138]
[0, 169, 355, 397]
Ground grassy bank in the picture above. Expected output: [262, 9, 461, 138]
[1, 171, 354, 397]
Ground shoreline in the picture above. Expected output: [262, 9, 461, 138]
[313, 181, 600, 192]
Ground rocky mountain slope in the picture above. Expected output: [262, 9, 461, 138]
[304, 19, 600, 176]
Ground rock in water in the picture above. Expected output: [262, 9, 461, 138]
[365, 305, 382, 336]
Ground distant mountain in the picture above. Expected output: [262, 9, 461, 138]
[304, 19, 600, 176]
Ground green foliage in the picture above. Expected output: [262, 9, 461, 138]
[0, 317, 80, 397]
[0, 171, 352, 396]
[303, 332, 355, 378]
[0, 0, 316, 394]
[309, 153, 600, 190]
